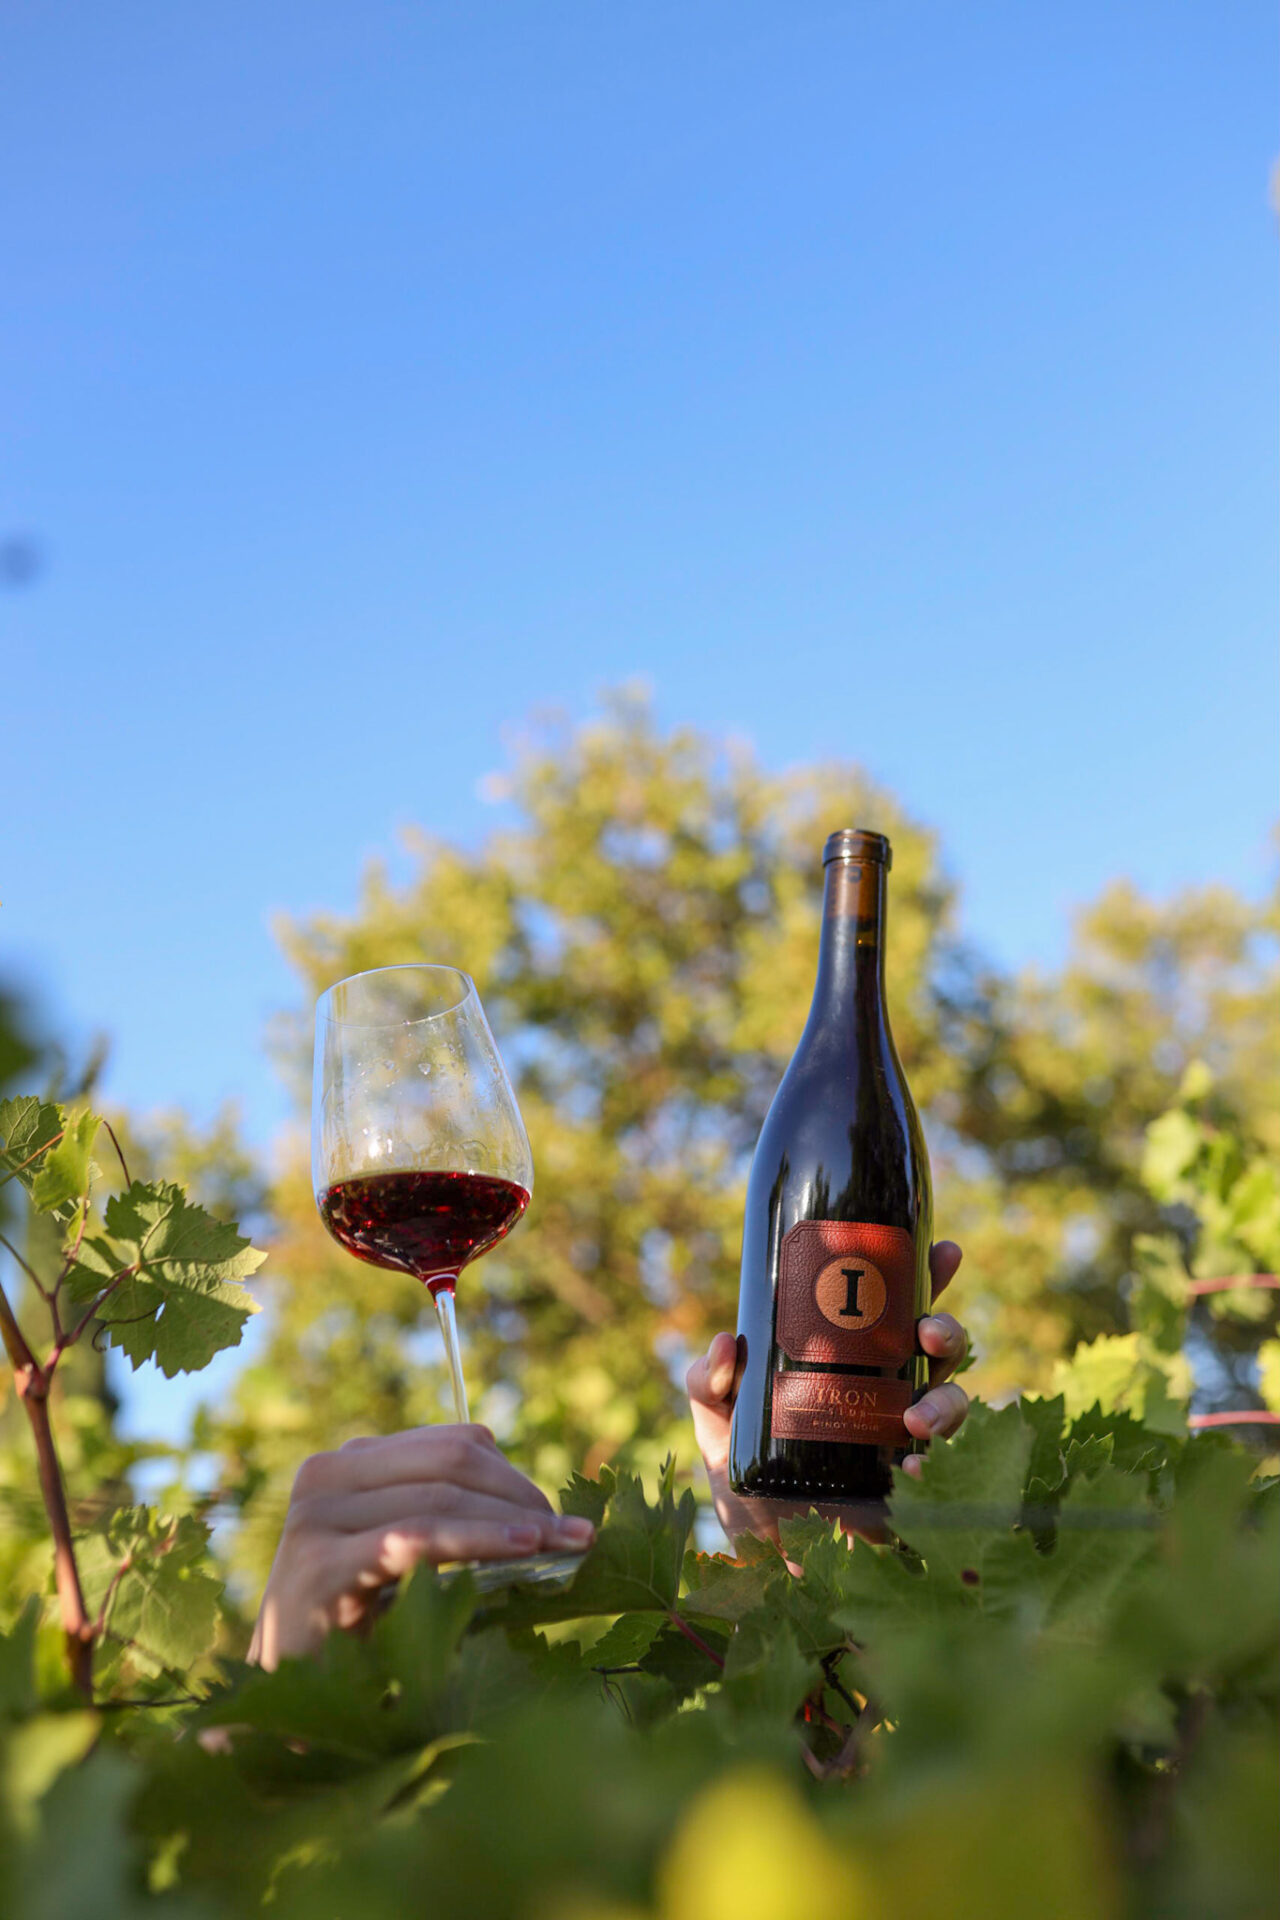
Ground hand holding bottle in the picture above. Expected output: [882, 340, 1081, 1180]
[688, 1241, 969, 1549]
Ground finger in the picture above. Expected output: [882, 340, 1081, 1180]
[901, 1453, 925, 1479]
[686, 1332, 742, 1410]
[294, 1428, 554, 1511]
[916, 1311, 968, 1386]
[902, 1381, 970, 1441]
[928, 1241, 963, 1302]
[295, 1484, 576, 1536]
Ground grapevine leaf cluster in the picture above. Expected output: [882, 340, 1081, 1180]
[7, 1404, 1270, 1919]
[0, 1059, 1277, 1915]
[0, 1095, 262, 1700]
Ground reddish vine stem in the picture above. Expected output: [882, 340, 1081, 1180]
[100, 1117, 133, 1190]
[1185, 1274, 1280, 1295]
[0, 1272, 38, 1376]
[48, 1264, 138, 1375]
[820, 1652, 863, 1718]
[0, 1129, 66, 1191]
[24, 1383, 95, 1697]
[0, 1229, 51, 1300]
[0, 1276, 94, 1698]
[666, 1608, 725, 1670]
[92, 1553, 134, 1640]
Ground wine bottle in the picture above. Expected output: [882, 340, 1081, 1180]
[728, 828, 933, 1511]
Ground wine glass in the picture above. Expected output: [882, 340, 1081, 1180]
[312, 964, 533, 1427]
[313, 965, 581, 1590]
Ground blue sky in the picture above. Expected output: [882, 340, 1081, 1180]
[4, 0, 1276, 1166]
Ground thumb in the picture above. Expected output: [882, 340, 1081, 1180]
[686, 1332, 742, 1412]
[687, 1333, 742, 1476]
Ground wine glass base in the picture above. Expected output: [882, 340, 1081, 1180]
[445, 1548, 587, 1593]
[373, 1548, 587, 1615]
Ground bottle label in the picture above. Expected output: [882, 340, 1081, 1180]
[774, 1219, 917, 1367]
[771, 1372, 913, 1446]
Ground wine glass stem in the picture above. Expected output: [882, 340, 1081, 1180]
[432, 1282, 470, 1424]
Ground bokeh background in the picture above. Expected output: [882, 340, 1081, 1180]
[3, 2, 1276, 1572]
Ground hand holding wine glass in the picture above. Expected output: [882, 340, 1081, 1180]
[248, 1424, 595, 1668]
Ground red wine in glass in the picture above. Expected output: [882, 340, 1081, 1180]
[319, 1170, 530, 1294]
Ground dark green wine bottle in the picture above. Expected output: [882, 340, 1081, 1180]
[727, 829, 933, 1513]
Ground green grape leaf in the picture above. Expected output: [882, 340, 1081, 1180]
[497, 1464, 697, 1627]
[687, 1519, 867, 1666]
[1120, 1443, 1280, 1685]
[981, 1465, 1158, 1643]
[371, 1564, 478, 1736]
[638, 1621, 730, 1698]
[766, 1514, 896, 1658]
[1062, 1404, 1174, 1479]
[776, 1512, 856, 1593]
[1127, 1232, 1193, 1349]
[63, 1180, 264, 1377]
[2, 1712, 101, 1834]
[558, 1467, 616, 1528]
[203, 1633, 399, 1759]
[1051, 1333, 1191, 1430]
[0, 1598, 41, 1719]
[886, 1401, 1031, 1587]
[1061, 1433, 1116, 1482]
[1042, 1463, 1160, 1628]
[586, 1612, 663, 1669]
[1163, 1725, 1280, 1920]
[77, 1507, 223, 1674]
[0, 1097, 66, 1196]
[719, 1617, 822, 1726]
[833, 1533, 977, 1644]
[1019, 1393, 1069, 1503]
[680, 1536, 785, 1624]
[28, 1109, 100, 1217]
[12, 1739, 213, 1920]
[1141, 1106, 1204, 1197]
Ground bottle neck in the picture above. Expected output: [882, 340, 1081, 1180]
[810, 857, 888, 1024]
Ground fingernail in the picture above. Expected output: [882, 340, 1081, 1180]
[554, 1515, 595, 1545]
[709, 1364, 734, 1398]
[920, 1316, 949, 1342]
[914, 1402, 941, 1433]
[506, 1524, 540, 1547]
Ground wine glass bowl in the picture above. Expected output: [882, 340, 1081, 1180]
[313, 964, 532, 1211]
[312, 965, 533, 1422]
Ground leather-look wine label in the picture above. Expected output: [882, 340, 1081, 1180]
[771, 1372, 912, 1446]
[775, 1220, 917, 1366]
